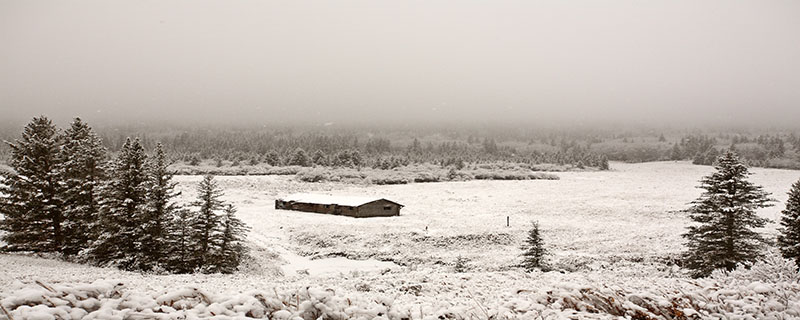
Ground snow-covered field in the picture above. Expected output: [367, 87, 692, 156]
[3, 161, 800, 319]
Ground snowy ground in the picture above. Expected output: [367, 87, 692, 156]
[2, 161, 800, 319]
[174, 161, 799, 277]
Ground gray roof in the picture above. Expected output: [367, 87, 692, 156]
[278, 193, 403, 207]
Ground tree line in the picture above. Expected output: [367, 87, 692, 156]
[0, 124, 615, 170]
[0, 116, 249, 273]
[3, 124, 800, 171]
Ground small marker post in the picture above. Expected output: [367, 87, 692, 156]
[507, 216, 510, 227]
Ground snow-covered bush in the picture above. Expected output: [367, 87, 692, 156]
[292, 163, 560, 185]
[710, 250, 800, 284]
[267, 166, 304, 175]
[4, 275, 799, 320]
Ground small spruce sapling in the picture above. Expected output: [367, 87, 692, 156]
[521, 221, 548, 272]
[454, 256, 469, 273]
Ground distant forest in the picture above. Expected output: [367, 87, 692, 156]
[1, 123, 799, 170]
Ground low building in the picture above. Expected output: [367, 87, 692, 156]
[275, 193, 403, 217]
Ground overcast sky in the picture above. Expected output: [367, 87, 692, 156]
[1, 0, 799, 127]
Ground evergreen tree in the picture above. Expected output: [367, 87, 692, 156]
[164, 208, 197, 273]
[349, 149, 363, 168]
[206, 204, 249, 274]
[264, 151, 281, 166]
[188, 154, 201, 166]
[57, 118, 106, 257]
[521, 221, 548, 272]
[0, 116, 63, 252]
[190, 175, 225, 268]
[670, 143, 683, 161]
[311, 149, 328, 166]
[777, 179, 800, 266]
[137, 143, 180, 271]
[89, 138, 148, 270]
[599, 155, 610, 171]
[683, 150, 774, 277]
[453, 255, 469, 273]
[693, 148, 720, 166]
[288, 148, 310, 167]
[0, 171, 19, 246]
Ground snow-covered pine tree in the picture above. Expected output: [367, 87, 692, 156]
[312, 150, 328, 166]
[57, 118, 107, 257]
[599, 155, 610, 170]
[453, 255, 469, 273]
[136, 143, 181, 271]
[777, 178, 800, 266]
[670, 143, 683, 161]
[206, 204, 249, 274]
[88, 138, 148, 270]
[264, 151, 281, 166]
[349, 149, 363, 168]
[0, 116, 64, 252]
[521, 221, 548, 272]
[682, 150, 774, 277]
[288, 148, 310, 167]
[0, 170, 18, 245]
[164, 208, 198, 274]
[190, 175, 225, 269]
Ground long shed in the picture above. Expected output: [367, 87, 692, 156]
[275, 193, 403, 217]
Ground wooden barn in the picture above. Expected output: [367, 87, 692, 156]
[275, 193, 403, 218]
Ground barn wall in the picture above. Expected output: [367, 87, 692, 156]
[276, 200, 357, 216]
[340, 205, 358, 217]
[291, 202, 340, 215]
[275, 199, 400, 217]
[356, 200, 400, 217]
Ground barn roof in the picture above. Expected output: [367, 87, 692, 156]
[278, 193, 403, 207]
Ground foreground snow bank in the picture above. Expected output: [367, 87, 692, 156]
[3, 259, 798, 320]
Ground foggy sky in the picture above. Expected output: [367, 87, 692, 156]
[1, 0, 799, 127]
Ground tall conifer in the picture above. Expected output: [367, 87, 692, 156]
[207, 204, 249, 274]
[137, 143, 180, 270]
[164, 208, 197, 273]
[190, 175, 225, 268]
[57, 118, 106, 256]
[683, 150, 774, 277]
[0, 116, 63, 252]
[778, 179, 800, 266]
[89, 138, 148, 270]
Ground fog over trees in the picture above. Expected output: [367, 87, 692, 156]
[1, 0, 799, 127]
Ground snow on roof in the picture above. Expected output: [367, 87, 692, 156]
[278, 193, 401, 207]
